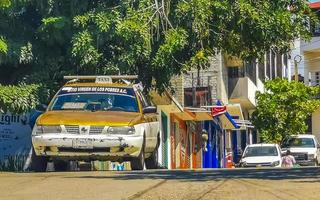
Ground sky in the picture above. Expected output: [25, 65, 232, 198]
[310, 0, 320, 2]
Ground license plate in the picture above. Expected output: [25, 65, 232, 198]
[72, 138, 93, 149]
[256, 164, 262, 168]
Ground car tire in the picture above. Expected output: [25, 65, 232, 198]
[146, 134, 160, 169]
[131, 136, 146, 171]
[30, 148, 48, 172]
[53, 160, 70, 171]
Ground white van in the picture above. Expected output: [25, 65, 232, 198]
[281, 135, 320, 166]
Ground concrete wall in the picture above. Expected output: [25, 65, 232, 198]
[312, 108, 320, 142]
[183, 53, 228, 105]
[217, 54, 229, 104]
[298, 37, 320, 85]
[301, 37, 320, 52]
[170, 76, 184, 106]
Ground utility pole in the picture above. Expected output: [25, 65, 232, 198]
[294, 55, 302, 82]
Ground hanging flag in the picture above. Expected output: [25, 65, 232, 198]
[211, 106, 227, 117]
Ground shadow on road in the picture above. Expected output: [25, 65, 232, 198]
[63, 167, 320, 182]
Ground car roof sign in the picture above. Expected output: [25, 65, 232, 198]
[95, 76, 112, 83]
[63, 75, 138, 84]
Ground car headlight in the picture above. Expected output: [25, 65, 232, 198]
[33, 125, 62, 134]
[308, 154, 315, 160]
[240, 161, 247, 167]
[271, 161, 280, 167]
[107, 126, 135, 135]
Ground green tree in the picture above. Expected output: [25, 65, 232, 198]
[0, 84, 40, 113]
[252, 79, 320, 143]
[0, 0, 317, 113]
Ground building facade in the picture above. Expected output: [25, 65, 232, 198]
[169, 49, 291, 167]
[296, 2, 320, 141]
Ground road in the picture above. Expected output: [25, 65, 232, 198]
[1, 167, 320, 200]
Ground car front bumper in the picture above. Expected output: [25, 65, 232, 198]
[296, 159, 317, 166]
[32, 133, 143, 161]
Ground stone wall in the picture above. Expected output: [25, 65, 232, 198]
[183, 53, 225, 105]
[170, 75, 184, 107]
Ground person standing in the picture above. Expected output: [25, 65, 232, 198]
[282, 150, 296, 168]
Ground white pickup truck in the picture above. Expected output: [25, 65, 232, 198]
[281, 135, 320, 166]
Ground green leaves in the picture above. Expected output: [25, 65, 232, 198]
[19, 42, 33, 64]
[252, 79, 320, 143]
[42, 17, 68, 29]
[0, 37, 7, 54]
[71, 30, 101, 67]
[0, 0, 11, 8]
[153, 28, 188, 68]
[74, 11, 116, 33]
[0, 0, 317, 107]
[0, 84, 40, 114]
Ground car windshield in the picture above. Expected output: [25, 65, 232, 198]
[49, 86, 139, 112]
[282, 138, 315, 148]
[243, 146, 278, 157]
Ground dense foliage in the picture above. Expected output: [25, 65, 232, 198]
[252, 79, 320, 143]
[0, 0, 316, 112]
[0, 84, 40, 113]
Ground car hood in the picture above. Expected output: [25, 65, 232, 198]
[241, 156, 280, 164]
[281, 147, 316, 154]
[36, 111, 144, 126]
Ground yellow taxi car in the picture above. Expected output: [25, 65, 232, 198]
[31, 76, 159, 171]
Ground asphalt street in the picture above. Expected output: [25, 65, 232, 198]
[1, 167, 320, 200]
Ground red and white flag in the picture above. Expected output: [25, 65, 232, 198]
[211, 106, 226, 117]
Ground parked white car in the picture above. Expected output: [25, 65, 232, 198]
[31, 76, 159, 171]
[281, 134, 320, 166]
[239, 144, 282, 168]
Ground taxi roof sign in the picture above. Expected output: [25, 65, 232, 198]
[95, 76, 112, 83]
[63, 75, 138, 84]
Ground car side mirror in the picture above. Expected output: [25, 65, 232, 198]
[36, 104, 48, 112]
[143, 106, 157, 114]
[317, 144, 320, 149]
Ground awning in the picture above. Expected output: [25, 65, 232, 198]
[171, 111, 194, 121]
[234, 119, 254, 128]
[226, 104, 244, 121]
[227, 103, 254, 128]
[219, 113, 241, 130]
[158, 104, 181, 116]
[192, 112, 213, 121]
[217, 101, 240, 130]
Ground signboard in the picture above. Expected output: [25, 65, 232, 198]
[0, 111, 41, 171]
[58, 86, 134, 96]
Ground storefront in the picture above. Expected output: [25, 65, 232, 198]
[157, 105, 181, 169]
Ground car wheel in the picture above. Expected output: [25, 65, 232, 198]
[131, 149, 145, 170]
[30, 148, 48, 172]
[131, 136, 146, 170]
[146, 135, 160, 169]
[53, 160, 70, 171]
